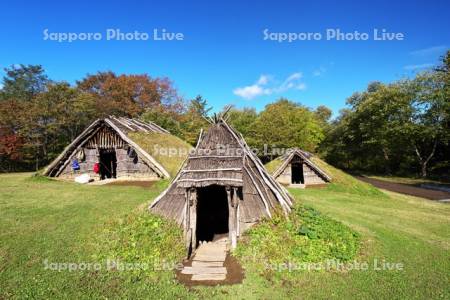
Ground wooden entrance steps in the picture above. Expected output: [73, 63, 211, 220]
[180, 237, 229, 281]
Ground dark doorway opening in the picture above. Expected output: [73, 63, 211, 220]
[291, 162, 304, 184]
[99, 149, 117, 180]
[196, 185, 229, 245]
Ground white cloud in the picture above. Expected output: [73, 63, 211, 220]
[233, 72, 306, 100]
[410, 45, 448, 57]
[313, 66, 327, 77]
[404, 63, 434, 70]
[257, 74, 270, 85]
[296, 82, 306, 90]
[233, 84, 267, 99]
[286, 72, 302, 81]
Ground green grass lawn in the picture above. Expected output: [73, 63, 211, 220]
[1, 173, 449, 299]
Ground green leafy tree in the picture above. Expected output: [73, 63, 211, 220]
[315, 105, 332, 125]
[226, 107, 258, 145]
[0, 64, 49, 102]
[322, 53, 449, 177]
[19, 83, 96, 169]
[252, 99, 325, 158]
[0, 65, 50, 170]
[141, 105, 184, 137]
[180, 96, 212, 145]
[407, 70, 449, 177]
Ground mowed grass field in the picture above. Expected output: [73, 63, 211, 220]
[0, 173, 449, 299]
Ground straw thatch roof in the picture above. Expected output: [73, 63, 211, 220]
[149, 119, 293, 225]
[43, 116, 190, 178]
[267, 148, 331, 182]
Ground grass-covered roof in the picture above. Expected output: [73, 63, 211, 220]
[265, 156, 284, 175]
[128, 132, 192, 178]
[266, 153, 381, 196]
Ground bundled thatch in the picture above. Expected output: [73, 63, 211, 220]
[267, 148, 331, 187]
[43, 116, 190, 180]
[149, 119, 292, 251]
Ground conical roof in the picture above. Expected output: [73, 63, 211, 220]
[149, 119, 292, 225]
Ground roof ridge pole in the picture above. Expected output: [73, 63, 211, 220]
[202, 115, 213, 125]
[135, 118, 164, 133]
[123, 117, 149, 132]
[148, 119, 170, 133]
[194, 128, 204, 149]
[135, 118, 169, 133]
[112, 116, 135, 131]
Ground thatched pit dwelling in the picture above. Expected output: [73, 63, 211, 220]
[43, 116, 191, 181]
[149, 119, 293, 254]
[266, 148, 331, 188]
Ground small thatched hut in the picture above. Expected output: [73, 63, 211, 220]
[150, 118, 292, 254]
[266, 148, 331, 188]
[43, 116, 191, 181]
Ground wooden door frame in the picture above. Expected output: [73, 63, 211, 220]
[183, 185, 241, 257]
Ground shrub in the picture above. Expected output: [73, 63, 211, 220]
[235, 204, 360, 270]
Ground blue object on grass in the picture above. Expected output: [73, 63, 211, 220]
[72, 159, 80, 170]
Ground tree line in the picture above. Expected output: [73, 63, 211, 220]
[0, 65, 329, 172]
[1, 51, 448, 178]
[321, 51, 449, 178]
[0, 67, 183, 171]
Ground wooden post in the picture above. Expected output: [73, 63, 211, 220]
[234, 187, 241, 237]
[184, 189, 190, 251]
[184, 188, 197, 256]
[188, 187, 197, 253]
[227, 186, 238, 250]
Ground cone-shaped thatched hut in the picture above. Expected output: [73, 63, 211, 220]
[43, 116, 191, 181]
[150, 118, 292, 253]
[266, 148, 331, 188]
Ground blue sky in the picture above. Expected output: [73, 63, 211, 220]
[0, 0, 449, 115]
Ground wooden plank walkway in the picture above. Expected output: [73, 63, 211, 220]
[180, 237, 229, 281]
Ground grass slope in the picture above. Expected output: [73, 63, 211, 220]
[1, 172, 449, 299]
[265, 154, 381, 196]
[129, 132, 192, 177]
[310, 156, 384, 196]
[265, 156, 283, 175]
[285, 187, 450, 299]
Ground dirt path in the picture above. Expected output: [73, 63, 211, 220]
[103, 180, 156, 188]
[356, 176, 450, 201]
[176, 236, 244, 286]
